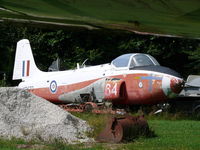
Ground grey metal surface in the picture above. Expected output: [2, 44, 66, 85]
[186, 75, 200, 87]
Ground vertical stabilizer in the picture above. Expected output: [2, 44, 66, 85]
[13, 39, 42, 80]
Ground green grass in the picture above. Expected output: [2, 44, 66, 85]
[0, 0, 200, 38]
[128, 120, 200, 150]
[0, 113, 199, 150]
[72, 112, 112, 138]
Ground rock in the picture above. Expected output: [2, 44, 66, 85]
[0, 87, 93, 143]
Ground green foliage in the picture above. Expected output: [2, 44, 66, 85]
[183, 46, 200, 75]
[0, 23, 200, 86]
[0, 79, 6, 87]
[71, 112, 110, 138]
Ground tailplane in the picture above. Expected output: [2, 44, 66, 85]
[13, 39, 42, 81]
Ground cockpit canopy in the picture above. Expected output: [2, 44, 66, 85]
[111, 53, 160, 69]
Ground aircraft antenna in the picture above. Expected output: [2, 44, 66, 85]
[81, 58, 88, 68]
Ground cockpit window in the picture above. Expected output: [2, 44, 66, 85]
[130, 54, 160, 68]
[148, 55, 160, 65]
[112, 54, 132, 67]
[111, 53, 160, 69]
[133, 54, 154, 67]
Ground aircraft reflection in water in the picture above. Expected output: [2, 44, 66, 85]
[13, 39, 184, 107]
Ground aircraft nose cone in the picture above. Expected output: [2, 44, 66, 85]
[162, 76, 184, 98]
[170, 78, 184, 94]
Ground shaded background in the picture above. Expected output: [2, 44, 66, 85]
[0, 23, 199, 86]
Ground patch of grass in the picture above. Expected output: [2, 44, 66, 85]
[0, 113, 199, 150]
[72, 112, 112, 138]
[146, 111, 200, 121]
[72, 113, 200, 149]
[0, 138, 42, 150]
[125, 119, 200, 150]
[0, 0, 200, 38]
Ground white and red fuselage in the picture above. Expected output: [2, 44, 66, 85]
[13, 40, 183, 106]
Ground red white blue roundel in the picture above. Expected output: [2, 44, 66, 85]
[50, 80, 57, 94]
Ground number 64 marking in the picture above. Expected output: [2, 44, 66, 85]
[105, 83, 117, 96]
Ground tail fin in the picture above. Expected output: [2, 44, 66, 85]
[13, 39, 42, 81]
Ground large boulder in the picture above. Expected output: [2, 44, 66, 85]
[0, 87, 93, 143]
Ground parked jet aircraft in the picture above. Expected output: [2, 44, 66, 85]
[13, 39, 184, 107]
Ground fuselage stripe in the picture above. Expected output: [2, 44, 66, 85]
[140, 75, 162, 92]
[22, 61, 25, 77]
[26, 60, 30, 76]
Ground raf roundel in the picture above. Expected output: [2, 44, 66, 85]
[139, 82, 143, 88]
[50, 80, 57, 94]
